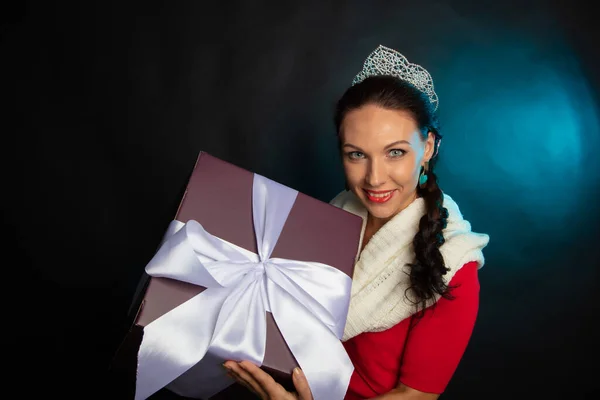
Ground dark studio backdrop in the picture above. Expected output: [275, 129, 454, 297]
[3, 0, 599, 398]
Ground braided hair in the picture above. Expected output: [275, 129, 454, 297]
[334, 75, 453, 315]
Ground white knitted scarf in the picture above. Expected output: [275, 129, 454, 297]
[330, 190, 490, 341]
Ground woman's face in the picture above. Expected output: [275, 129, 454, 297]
[339, 104, 435, 223]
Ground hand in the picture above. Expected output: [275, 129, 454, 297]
[223, 360, 313, 400]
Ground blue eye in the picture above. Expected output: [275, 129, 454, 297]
[389, 149, 406, 158]
[347, 151, 365, 160]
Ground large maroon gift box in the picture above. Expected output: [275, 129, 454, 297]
[110, 151, 362, 399]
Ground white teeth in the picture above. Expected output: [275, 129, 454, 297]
[367, 191, 393, 198]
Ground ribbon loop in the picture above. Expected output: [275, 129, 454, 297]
[265, 259, 351, 339]
[136, 173, 354, 400]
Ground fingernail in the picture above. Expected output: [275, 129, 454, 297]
[222, 363, 230, 371]
[293, 367, 303, 376]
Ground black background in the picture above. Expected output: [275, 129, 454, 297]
[3, 0, 598, 398]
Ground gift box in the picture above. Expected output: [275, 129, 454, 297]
[110, 151, 362, 400]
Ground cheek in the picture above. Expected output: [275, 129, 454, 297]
[344, 162, 360, 182]
[391, 159, 420, 185]
[343, 162, 363, 184]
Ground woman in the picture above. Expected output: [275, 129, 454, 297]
[224, 45, 490, 400]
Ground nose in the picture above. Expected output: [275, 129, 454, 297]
[365, 158, 386, 187]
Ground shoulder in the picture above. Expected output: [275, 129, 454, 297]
[411, 260, 480, 328]
[330, 190, 351, 207]
[438, 192, 490, 273]
[440, 192, 464, 221]
[443, 261, 480, 302]
[451, 261, 480, 284]
[329, 189, 364, 209]
[422, 261, 480, 335]
[416, 261, 480, 327]
[330, 190, 368, 220]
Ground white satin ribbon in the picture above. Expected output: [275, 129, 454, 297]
[135, 174, 354, 400]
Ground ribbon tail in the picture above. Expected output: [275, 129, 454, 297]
[252, 174, 298, 260]
[166, 275, 269, 399]
[267, 282, 353, 400]
[135, 287, 232, 400]
[209, 274, 267, 364]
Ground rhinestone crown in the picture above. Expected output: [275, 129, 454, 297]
[352, 45, 439, 110]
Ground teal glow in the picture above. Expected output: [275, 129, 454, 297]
[437, 35, 599, 229]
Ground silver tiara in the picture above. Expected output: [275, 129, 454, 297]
[352, 45, 439, 110]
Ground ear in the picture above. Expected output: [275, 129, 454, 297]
[423, 132, 436, 163]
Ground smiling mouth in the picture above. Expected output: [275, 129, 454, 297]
[363, 189, 396, 203]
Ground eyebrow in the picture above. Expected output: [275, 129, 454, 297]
[342, 140, 411, 151]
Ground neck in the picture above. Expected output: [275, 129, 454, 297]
[366, 213, 389, 234]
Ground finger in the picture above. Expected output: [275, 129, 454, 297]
[292, 368, 313, 400]
[238, 361, 282, 393]
[225, 361, 269, 399]
[238, 361, 290, 398]
[225, 370, 253, 392]
[229, 371, 261, 398]
[223, 361, 261, 397]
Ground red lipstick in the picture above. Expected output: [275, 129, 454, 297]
[364, 189, 395, 203]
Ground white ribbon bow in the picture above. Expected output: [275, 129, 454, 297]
[135, 174, 354, 400]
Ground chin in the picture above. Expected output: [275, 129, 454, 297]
[353, 189, 405, 220]
[364, 204, 399, 220]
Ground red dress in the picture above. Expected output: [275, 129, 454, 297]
[343, 261, 480, 399]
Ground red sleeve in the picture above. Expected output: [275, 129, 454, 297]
[398, 261, 480, 394]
